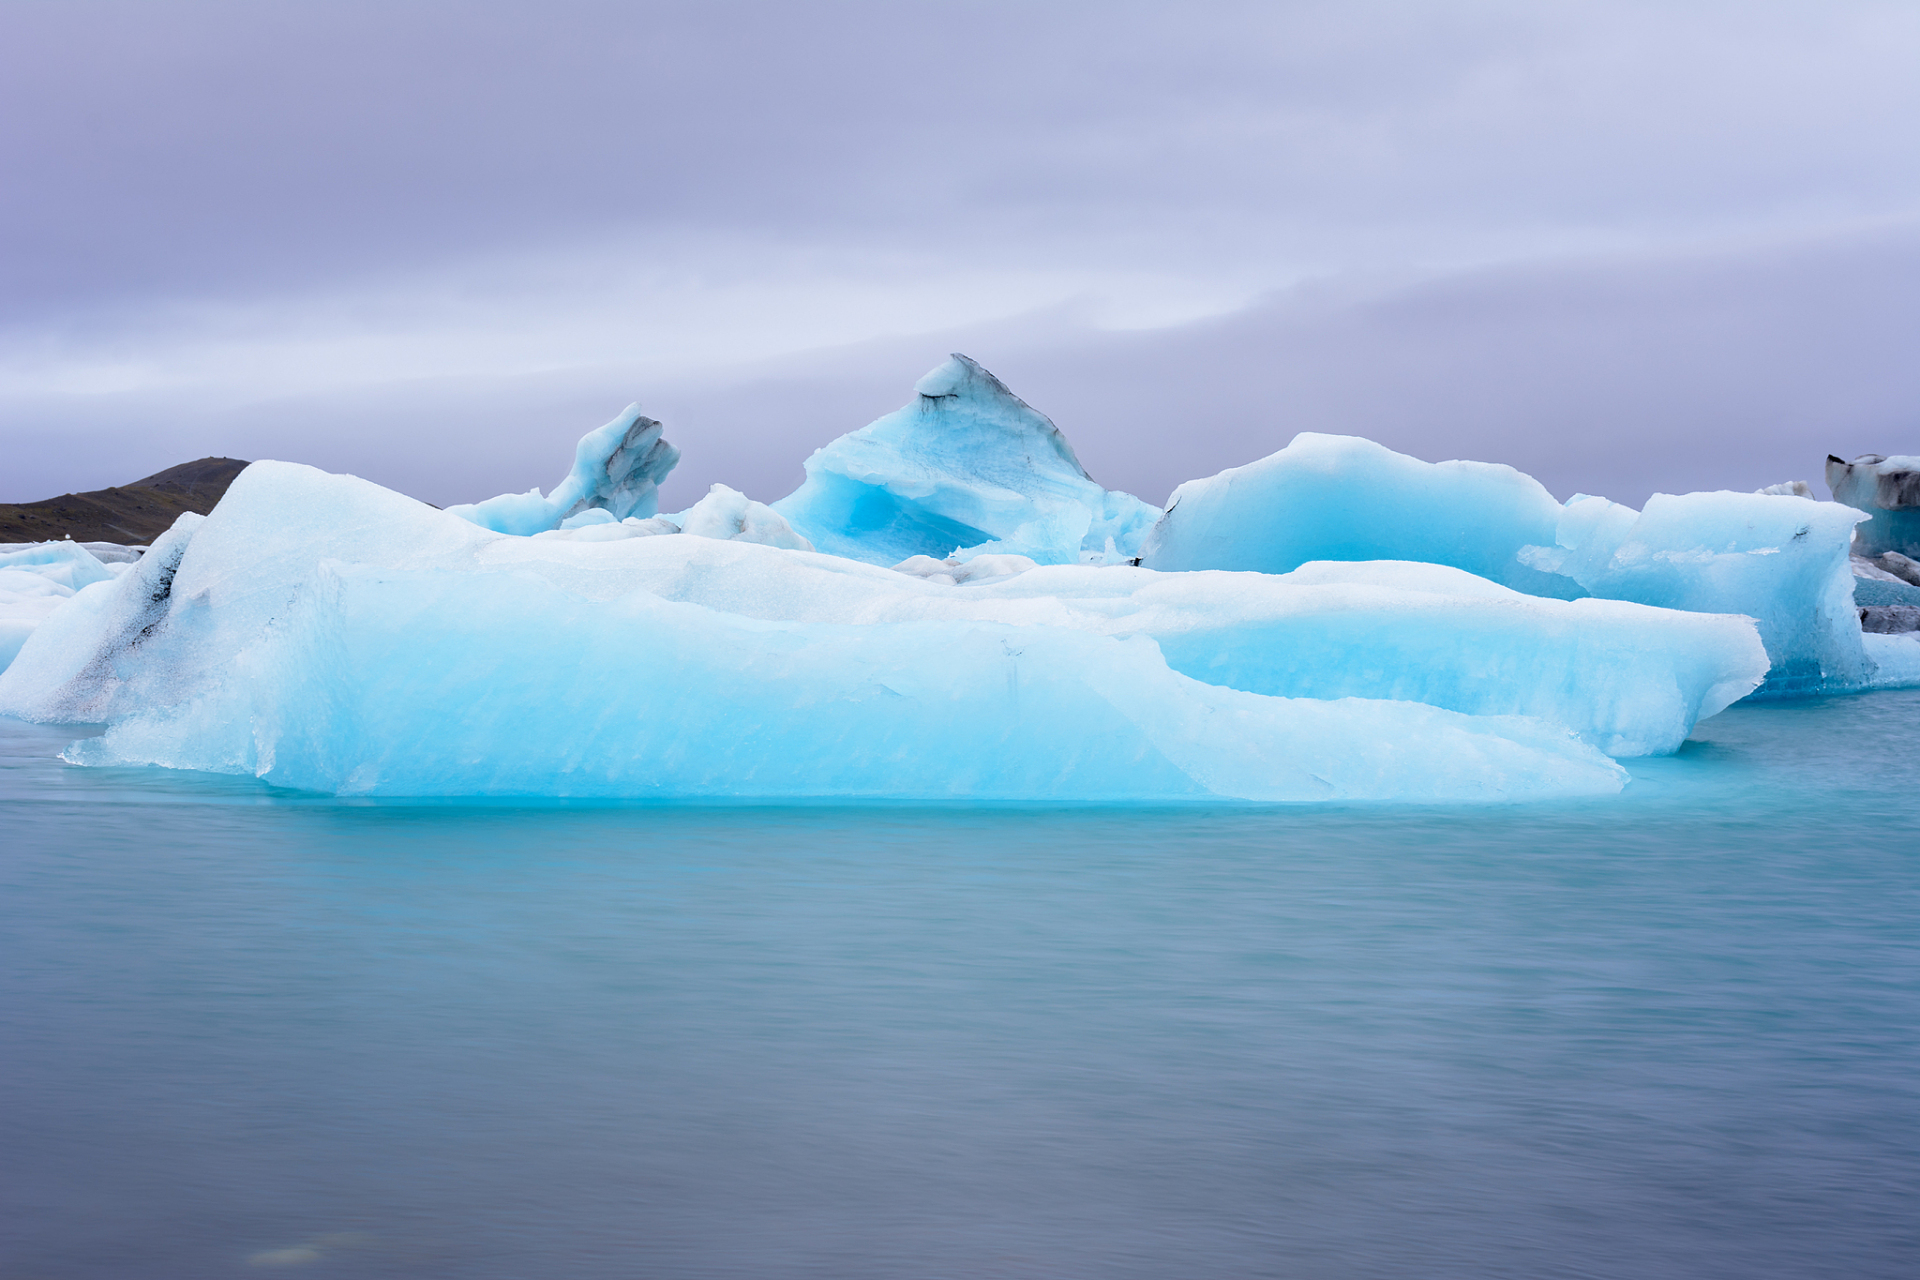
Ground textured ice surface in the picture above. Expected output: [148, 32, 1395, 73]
[0, 461, 1690, 801]
[447, 404, 679, 535]
[773, 355, 1160, 566]
[1826, 453, 1920, 558]
[1143, 434, 1884, 692]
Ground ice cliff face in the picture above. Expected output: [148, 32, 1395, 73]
[772, 354, 1160, 566]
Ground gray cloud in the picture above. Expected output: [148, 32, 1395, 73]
[3, 1, 1917, 507]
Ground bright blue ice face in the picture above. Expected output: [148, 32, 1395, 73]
[772, 355, 1160, 566]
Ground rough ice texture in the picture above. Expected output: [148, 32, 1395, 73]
[1142, 434, 1883, 693]
[0, 461, 1683, 802]
[446, 404, 680, 535]
[772, 355, 1160, 566]
[1827, 453, 1920, 558]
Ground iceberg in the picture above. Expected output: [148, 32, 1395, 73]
[1143, 433, 1883, 693]
[1827, 453, 1920, 558]
[1140, 433, 1586, 597]
[0, 461, 1773, 798]
[446, 403, 680, 535]
[9, 355, 1903, 803]
[1557, 491, 1870, 693]
[772, 355, 1160, 566]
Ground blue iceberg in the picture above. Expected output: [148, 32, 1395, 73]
[3, 353, 1907, 802]
[773, 355, 1160, 566]
[1144, 432, 1891, 694]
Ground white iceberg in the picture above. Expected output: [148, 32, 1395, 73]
[772, 354, 1160, 566]
[1827, 452, 1920, 559]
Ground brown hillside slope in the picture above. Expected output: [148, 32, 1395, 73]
[0, 458, 250, 544]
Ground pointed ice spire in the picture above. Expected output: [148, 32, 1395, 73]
[772, 354, 1158, 566]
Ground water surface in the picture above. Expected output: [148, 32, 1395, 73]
[3, 696, 1917, 1279]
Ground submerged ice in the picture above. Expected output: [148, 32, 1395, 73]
[1, 352, 1911, 802]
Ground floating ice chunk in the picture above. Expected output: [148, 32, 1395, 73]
[1852, 553, 1910, 585]
[0, 515, 208, 716]
[1826, 453, 1920, 558]
[68, 560, 1626, 802]
[507, 538, 1762, 757]
[673, 484, 814, 550]
[1862, 632, 1920, 688]
[447, 404, 679, 535]
[0, 540, 117, 592]
[0, 574, 74, 671]
[1140, 433, 1876, 693]
[1757, 481, 1814, 498]
[1140, 433, 1586, 598]
[0, 541, 123, 672]
[1, 461, 1639, 800]
[1871, 550, 1920, 588]
[773, 354, 1160, 566]
[891, 553, 1039, 586]
[1571, 492, 1869, 694]
[0, 461, 1771, 794]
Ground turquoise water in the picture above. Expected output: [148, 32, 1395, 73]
[3, 697, 1918, 1279]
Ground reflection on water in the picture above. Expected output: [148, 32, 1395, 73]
[2, 695, 1918, 1279]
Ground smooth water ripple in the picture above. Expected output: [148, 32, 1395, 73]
[3, 696, 1918, 1278]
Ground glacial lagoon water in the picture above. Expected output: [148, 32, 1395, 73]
[3, 695, 1917, 1280]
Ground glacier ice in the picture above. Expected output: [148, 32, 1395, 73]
[1827, 453, 1920, 558]
[1142, 433, 1883, 693]
[772, 354, 1160, 566]
[7, 354, 1912, 803]
[0, 460, 1778, 799]
[446, 403, 680, 535]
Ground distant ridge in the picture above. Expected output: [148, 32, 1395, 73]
[0, 457, 250, 544]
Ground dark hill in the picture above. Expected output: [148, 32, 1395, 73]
[0, 458, 250, 544]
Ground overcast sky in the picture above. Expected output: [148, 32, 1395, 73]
[4, 0, 1917, 509]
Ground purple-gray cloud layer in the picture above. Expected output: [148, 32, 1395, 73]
[4, 1, 1917, 508]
